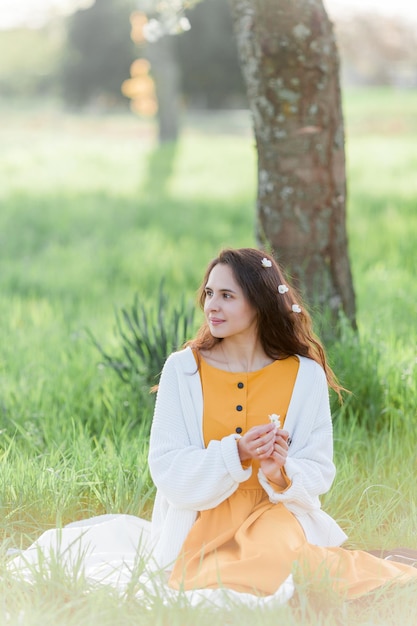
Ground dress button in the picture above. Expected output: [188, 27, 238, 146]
[235, 427, 243, 434]
[236, 405, 243, 411]
[237, 382, 244, 389]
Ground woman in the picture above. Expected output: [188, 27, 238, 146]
[148, 247, 417, 599]
[9, 247, 417, 604]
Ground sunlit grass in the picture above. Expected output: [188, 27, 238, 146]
[346, 137, 417, 336]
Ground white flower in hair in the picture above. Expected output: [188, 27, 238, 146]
[261, 257, 272, 267]
[292, 304, 302, 313]
[278, 284, 289, 294]
[269, 413, 281, 428]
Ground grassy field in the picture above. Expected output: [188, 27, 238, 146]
[0, 87, 416, 624]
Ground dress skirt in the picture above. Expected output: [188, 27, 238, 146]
[169, 487, 417, 599]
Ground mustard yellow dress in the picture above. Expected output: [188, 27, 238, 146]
[169, 357, 417, 598]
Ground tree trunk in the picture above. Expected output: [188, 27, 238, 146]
[228, 0, 356, 326]
[147, 36, 181, 143]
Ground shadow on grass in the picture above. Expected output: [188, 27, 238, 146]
[142, 142, 178, 197]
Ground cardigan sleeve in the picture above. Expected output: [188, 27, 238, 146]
[148, 352, 252, 511]
[258, 362, 336, 513]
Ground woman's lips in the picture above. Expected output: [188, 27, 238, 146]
[209, 318, 225, 325]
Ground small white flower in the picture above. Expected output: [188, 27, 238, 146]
[292, 304, 302, 313]
[269, 413, 281, 428]
[278, 284, 289, 294]
[261, 257, 272, 267]
[143, 19, 164, 42]
[179, 17, 191, 32]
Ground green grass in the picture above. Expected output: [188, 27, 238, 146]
[0, 87, 417, 624]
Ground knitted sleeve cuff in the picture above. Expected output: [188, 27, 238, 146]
[221, 433, 253, 483]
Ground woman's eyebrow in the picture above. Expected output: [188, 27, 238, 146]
[205, 286, 237, 294]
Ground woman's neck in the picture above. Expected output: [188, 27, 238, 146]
[205, 338, 273, 373]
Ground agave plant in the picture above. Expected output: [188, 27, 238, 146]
[89, 281, 196, 388]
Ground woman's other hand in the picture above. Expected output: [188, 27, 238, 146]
[259, 429, 290, 487]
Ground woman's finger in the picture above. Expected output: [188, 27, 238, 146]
[255, 437, 276, 458]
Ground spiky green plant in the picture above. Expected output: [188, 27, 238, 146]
[88, 281, 196, 388]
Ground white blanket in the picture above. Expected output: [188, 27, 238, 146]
[8, 513, 294, 608]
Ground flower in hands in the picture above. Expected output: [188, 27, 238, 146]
[268, 413, 281, 429]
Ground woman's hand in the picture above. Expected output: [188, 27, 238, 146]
[237, 423, 277, 462]
[259, 430, 290, 487]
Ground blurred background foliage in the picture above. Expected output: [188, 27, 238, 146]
[1, 0, 416, 110]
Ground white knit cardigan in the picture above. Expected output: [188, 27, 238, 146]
[148, 347, 347, 569]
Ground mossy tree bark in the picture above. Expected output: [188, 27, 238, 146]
[229, 0, 356, 326]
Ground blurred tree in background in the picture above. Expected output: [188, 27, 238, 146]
[125, 0, 245, 142]
[126, 7, 183, 143]
[175, 0, 245, 109]
[61, 0, 136, 107]
[158, 0, 246, 140]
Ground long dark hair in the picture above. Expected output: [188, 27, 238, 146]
[187, 247, 342, 397]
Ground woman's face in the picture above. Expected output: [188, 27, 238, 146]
[203, 263, 258, 341]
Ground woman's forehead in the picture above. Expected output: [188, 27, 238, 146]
[206, 263, 236, 285]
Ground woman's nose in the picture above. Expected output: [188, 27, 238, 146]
[207, 295, 220, 311]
